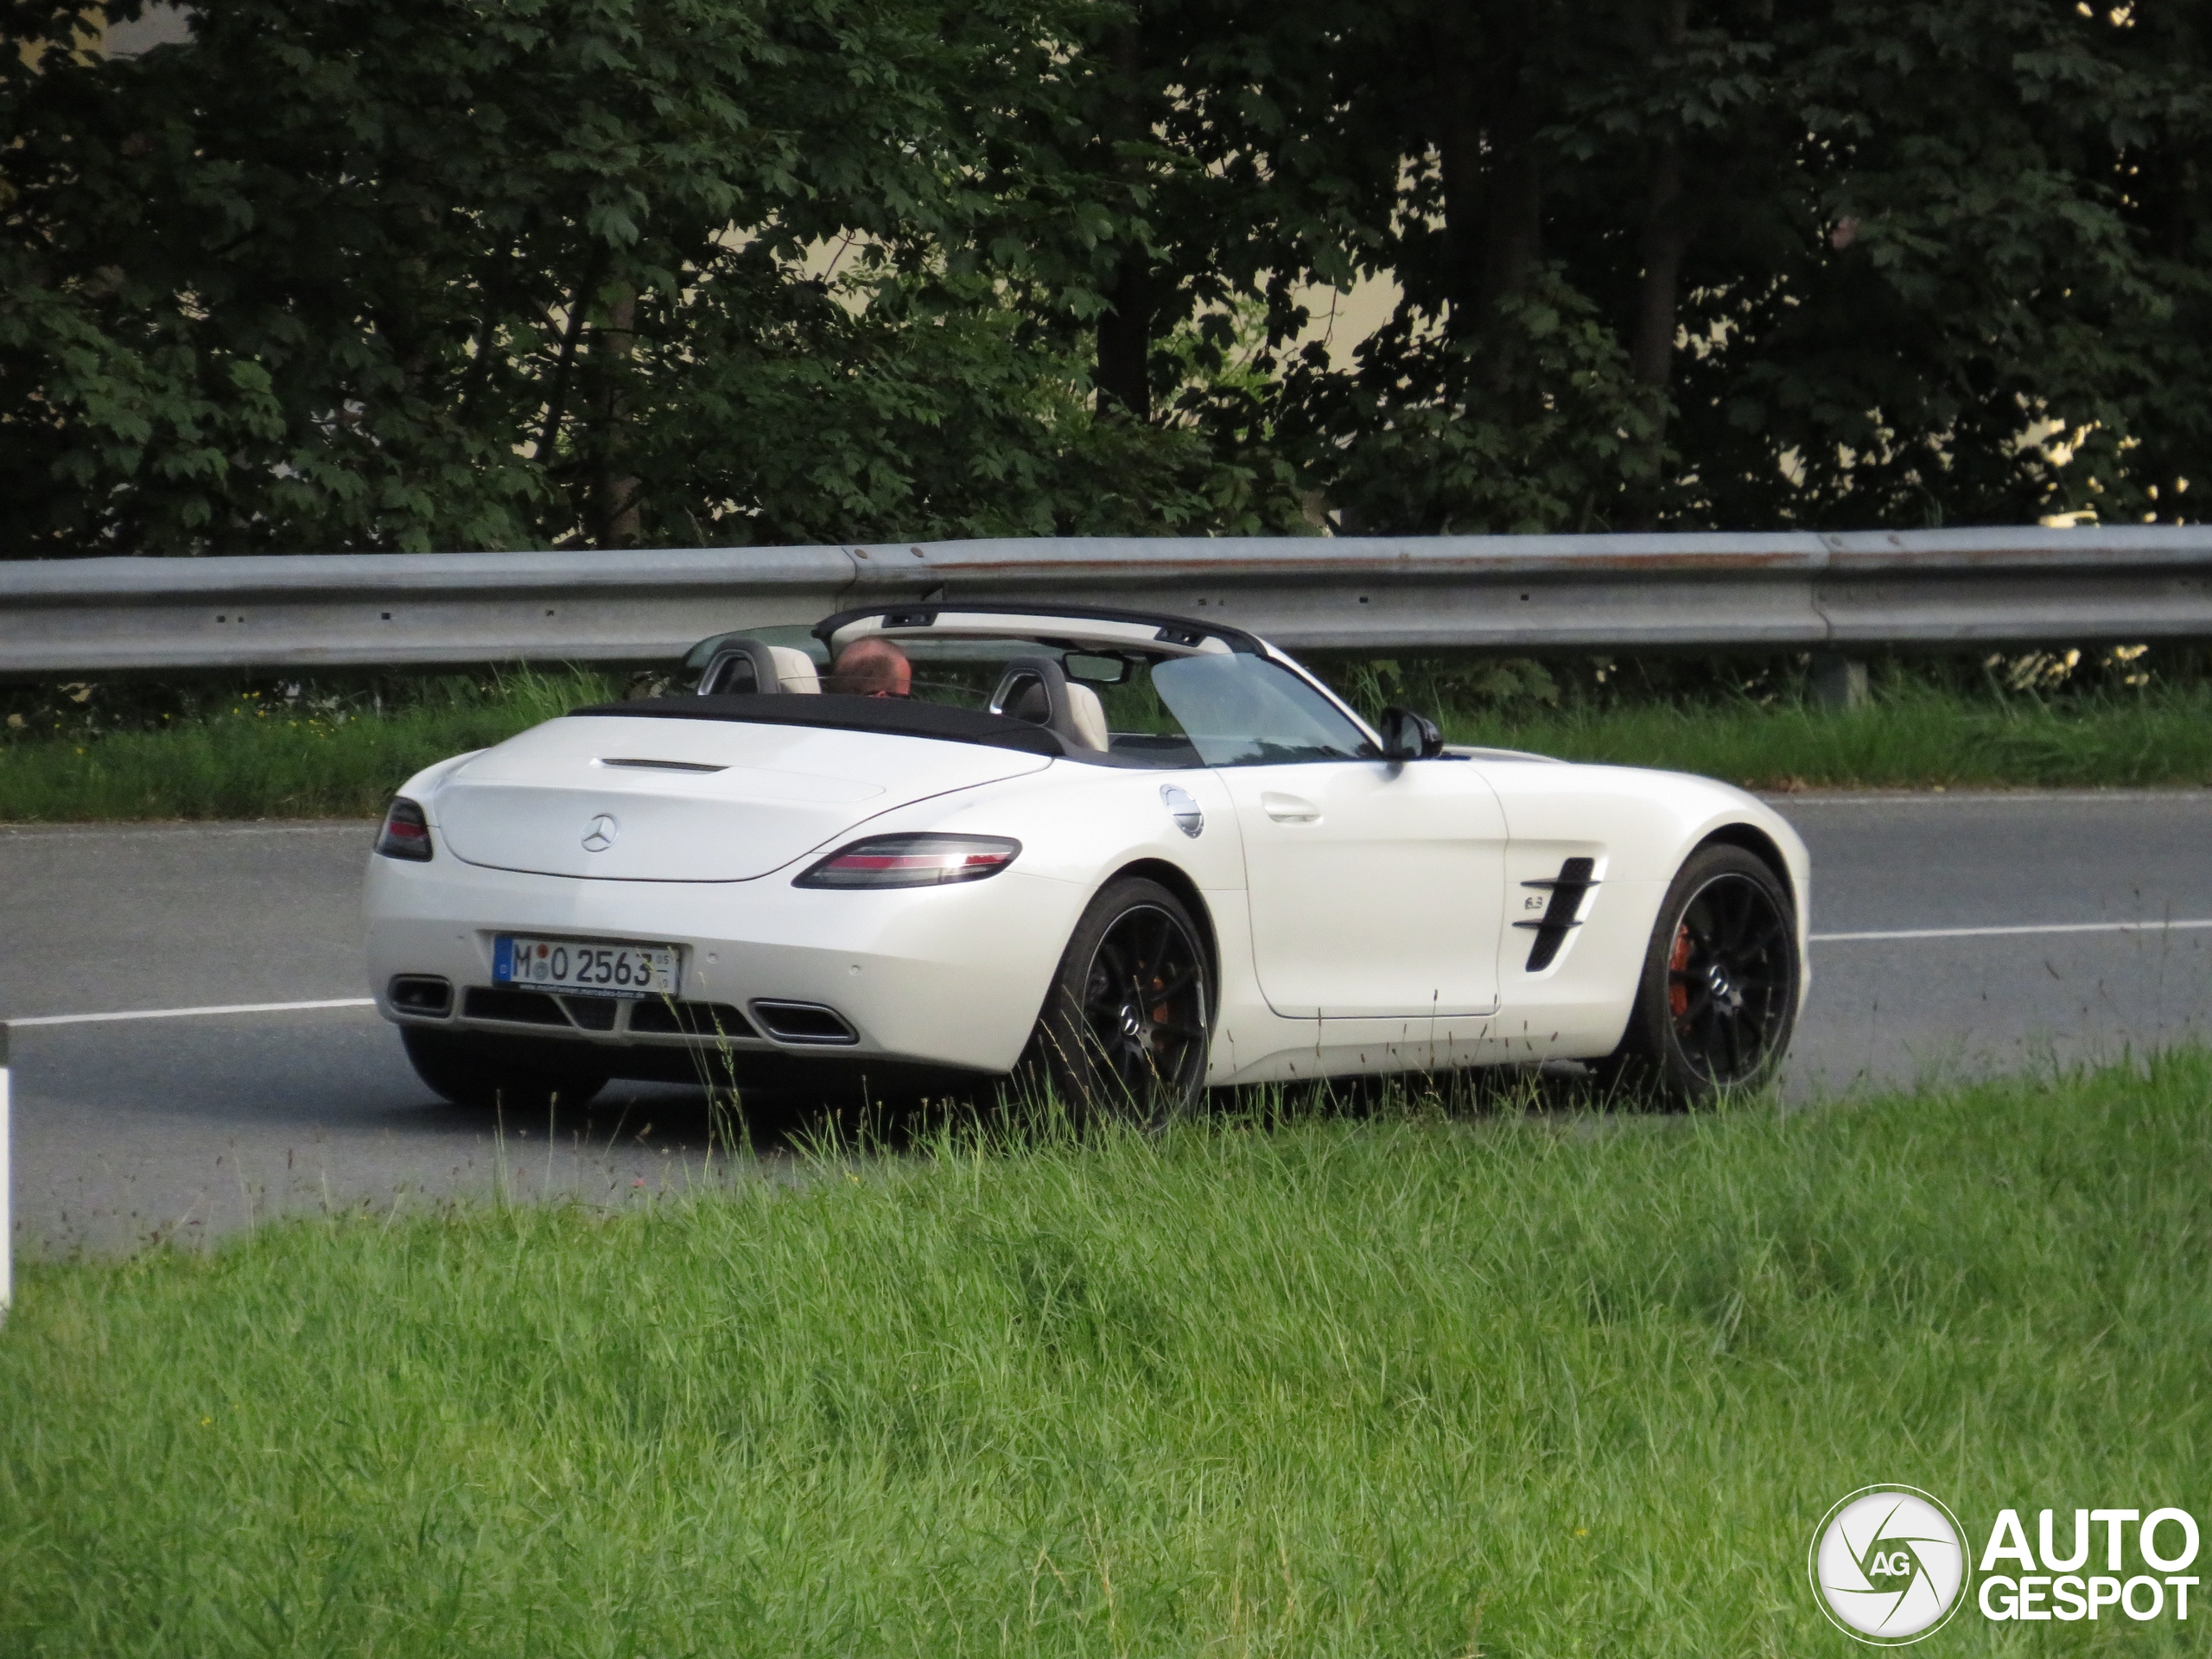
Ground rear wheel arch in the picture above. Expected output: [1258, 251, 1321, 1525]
[1105, 858, 1220, 1002]
[1023, 869, 1214, 1122]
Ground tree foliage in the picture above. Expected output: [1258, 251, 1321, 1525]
[3, 0, 2208, 555]
[1, 0, 1294, 554]
[1225, 0, 2212, 532]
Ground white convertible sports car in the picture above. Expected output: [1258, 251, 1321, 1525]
[364, 603, 1808, 1115]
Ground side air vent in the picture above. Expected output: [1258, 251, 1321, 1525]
[629, 1000, 758, 1039]
[1516, 856, 1599, 972]
[750, 1000, 860, 1046]
[462, 987, 571, 1027]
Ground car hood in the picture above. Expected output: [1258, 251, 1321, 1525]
[430, 715, 1052, 881]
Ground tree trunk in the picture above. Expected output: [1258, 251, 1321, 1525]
[1095, 250, 1154, 419]
[1092, 16, 1154, 420]
[1432, 5, 1485, 319]
[591, 285, 641, 550]
[1431, 0, 1542, 377]
[1628, 0, 1694, 397]
[1629, 137, 1688, 392]
[1474, 32, 1542, 325]
[1624, 0, 1693, 527]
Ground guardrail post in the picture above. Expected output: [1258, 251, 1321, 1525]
[1812, 652, 1869, 711]
[1, 1023, 11, 1322]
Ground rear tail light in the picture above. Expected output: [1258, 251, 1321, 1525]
[375, 797, 435, 861]
[794, 833, 1020, 889]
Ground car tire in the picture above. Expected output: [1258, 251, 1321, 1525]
[401, 1027, 611, 1112]
[1022, 876, 1212, 1126]
[1599, 843, 1800, 1107]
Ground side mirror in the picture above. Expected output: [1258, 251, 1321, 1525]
[1378, 704, 1444, 760]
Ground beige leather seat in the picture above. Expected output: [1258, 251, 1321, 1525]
[1062, 681, 1109, 750]
[989, 657, 1110, 752]
[768, 645, 821, 693]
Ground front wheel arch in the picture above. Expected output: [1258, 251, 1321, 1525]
[1600, 841, 1802, 1106]
[1694, 823, 1797, 912]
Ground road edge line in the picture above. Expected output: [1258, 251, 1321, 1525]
[9, 997, 377, 1029]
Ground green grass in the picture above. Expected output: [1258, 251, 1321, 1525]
[4, 1055, 2209, 1656]
[0, 670, 619, 821]
[4, 671, 2210, 821]
[1462, 683, 2212, 791]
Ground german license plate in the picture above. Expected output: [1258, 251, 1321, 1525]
[493, 936, 679, 998]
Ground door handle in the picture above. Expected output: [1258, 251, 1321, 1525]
[1261, 792, 1321, 823]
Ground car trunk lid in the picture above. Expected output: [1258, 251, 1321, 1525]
[431, 715, 1051, 881]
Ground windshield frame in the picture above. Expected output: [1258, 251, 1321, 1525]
[813, 601, 1266, 660]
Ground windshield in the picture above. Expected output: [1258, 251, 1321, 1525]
[1141, 655, 1376, 766]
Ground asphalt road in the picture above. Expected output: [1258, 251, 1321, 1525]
[5, 791, 2209, 1255]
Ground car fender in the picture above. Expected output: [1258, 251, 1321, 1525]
[773, 760, 1255, 1042]
[392, 749, 486, 819]
[1474, 760, 1810, 1059]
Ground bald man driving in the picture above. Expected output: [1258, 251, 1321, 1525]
[830, 636, 912, 697]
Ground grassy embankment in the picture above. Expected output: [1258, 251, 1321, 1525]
[3, 1053, 2209, 1656]
[3, 670, 2210, 821]
[0, 670, 619, 822]
[1471, 681, 2212, 791]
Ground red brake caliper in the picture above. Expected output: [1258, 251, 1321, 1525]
[1667, 925, 1694, 1020]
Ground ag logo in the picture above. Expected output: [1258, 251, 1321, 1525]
[1811, 1486, 1969, 1644]
[581, 813, 619, 853]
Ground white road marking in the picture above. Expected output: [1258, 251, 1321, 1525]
[8, 997, 375, 1028]
[1813, 919, 2212, 944]
[0, 821, 375, 841]
[5, 919, 2210, 1023]
[1768, 789, 2212, 807]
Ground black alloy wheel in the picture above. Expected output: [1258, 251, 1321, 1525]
[1027, 877, 1211, 1123]
[1604, 843, 1799, 1105]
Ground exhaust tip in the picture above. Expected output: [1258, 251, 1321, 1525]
[388, 975, 453, 1016]
[749, 1000, 860, 1046]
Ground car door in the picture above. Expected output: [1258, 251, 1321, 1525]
[1217, 759, 1510, 1018]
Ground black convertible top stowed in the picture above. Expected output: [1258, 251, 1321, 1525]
[570, 693, 1067, 755]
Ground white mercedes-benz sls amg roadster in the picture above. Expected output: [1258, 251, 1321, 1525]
[364, 603, 1808, 1114]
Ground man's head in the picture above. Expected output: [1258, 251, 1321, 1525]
[830, 636, 912, 698]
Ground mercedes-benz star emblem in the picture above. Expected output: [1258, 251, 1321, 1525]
[581, 813, 619, 853]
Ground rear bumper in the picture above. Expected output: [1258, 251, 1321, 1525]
[362, 854, 1084, 1074]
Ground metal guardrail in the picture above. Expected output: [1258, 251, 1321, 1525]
[3, 525, 2209, 676]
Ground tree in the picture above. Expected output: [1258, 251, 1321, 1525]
[0, 0, 1300, 556]
[6, 0, 2208, 555]
[1171, 0, 2211, 532]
